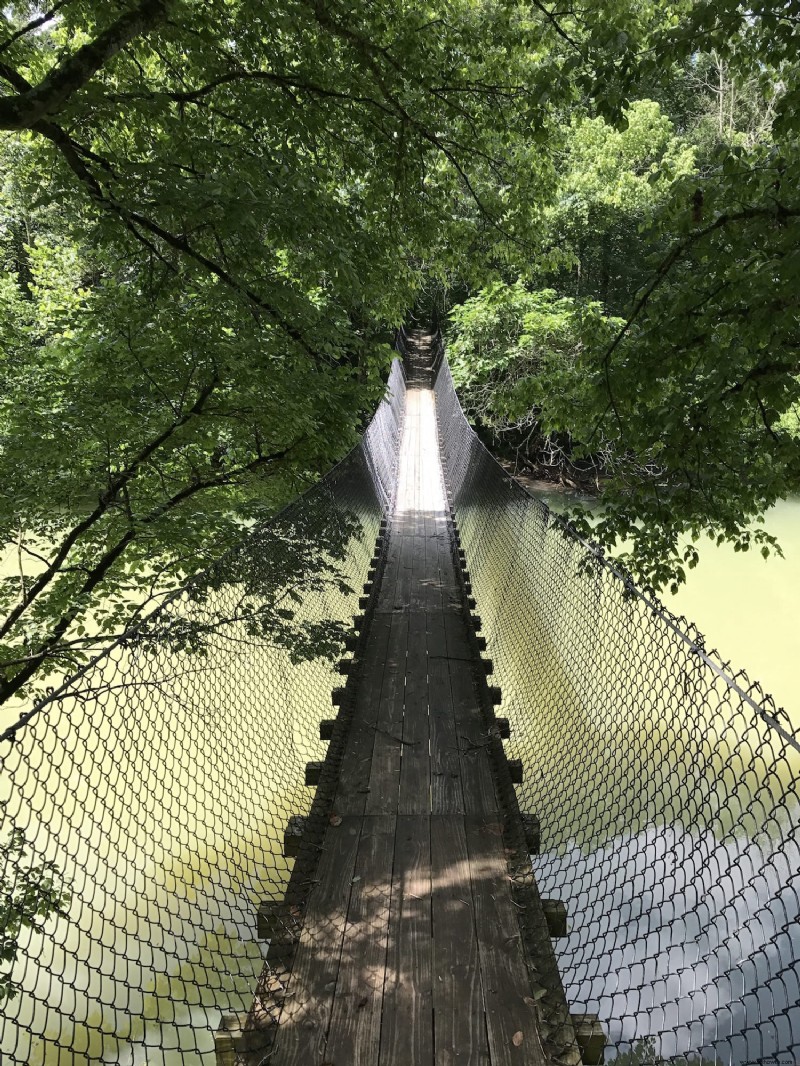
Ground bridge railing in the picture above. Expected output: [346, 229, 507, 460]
[0, 361, 406, 1065]
[434, 341, 800, 1066]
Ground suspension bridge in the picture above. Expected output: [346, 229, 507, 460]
[1, 330, 798, 1066]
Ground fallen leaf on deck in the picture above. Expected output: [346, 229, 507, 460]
[512, 1030, 524, 1046]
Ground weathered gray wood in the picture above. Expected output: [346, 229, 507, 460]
[365, 612, 408, 815]
[378, 814, 434, 1065]
[572, 1014, 606, 1064]
[262, 350, 569, 1066]
[521, 812, 541, 854]
[335, 612, 394, 814]
[464, 816, 547, 1066]
[508, 758, 524, 784]
[270, 815, 363, 1066]
[448, 662, 499, 815]
[428, 656, 464, 814]
[304, 761, 324, 787]
[431, 815, 490, 1066]
[283, 815, 306, 858]
[324, 815, 396, 1065]
[397, 620, 430, 814]
[542, 898, 568, 938]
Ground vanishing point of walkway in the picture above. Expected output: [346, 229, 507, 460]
[218, 333, 583, 1066]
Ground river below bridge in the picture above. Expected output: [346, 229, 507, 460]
[530, 490, 800, 726]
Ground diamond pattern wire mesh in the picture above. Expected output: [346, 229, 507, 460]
[1, 332, 799, 1066]
[434, 343, 800, 1066]
[0, 362, 405, 1065]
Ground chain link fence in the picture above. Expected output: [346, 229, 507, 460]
[0, 361, 406, 1065]
[435, 349, 800, 1066]
[3, 333, 799, 1066]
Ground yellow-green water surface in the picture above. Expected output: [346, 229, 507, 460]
[533, 491, 800, 726]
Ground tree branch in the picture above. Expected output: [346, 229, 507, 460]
[600, 203, 800, 369]
[0, 0, 169, 129]
[0, 2, 73, 58]
[0, 374, 219, 641]
[0, 443, 297, 704]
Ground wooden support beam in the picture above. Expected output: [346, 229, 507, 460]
[572, 1014, 606, 1065]
[256, 900, 302, 943]
[495, 717, 510, 739]
[214, 1012, 274, 1065]
[344, 633, 358, 652]
[472, 615, 483, 632]
[319, 718, 336, 740]
[508, 758, 523, 784]
[215, 1013, 249, 1066]
[332, 687, 346, 706]
[283, 815, 306, 858]
[521, 812, 541, 854]
[482, 658, 493, 675]
[541, 899, 568, 938]
[305, 761, 324, 787]
[467, 596, 477, 610]
[359, 595, 370, 609]
[488, 685, 502, 705]
[475, 635, 487, 651]
[337, 660, 351, 675]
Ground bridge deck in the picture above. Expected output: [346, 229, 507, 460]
[228, 336, 571, 1066]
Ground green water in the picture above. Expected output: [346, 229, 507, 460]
[533, 491, 800, 724]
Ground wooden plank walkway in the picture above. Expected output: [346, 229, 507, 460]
[218, 334, 585, 1066]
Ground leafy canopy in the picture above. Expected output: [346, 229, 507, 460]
[448, 3, 800, 592]
[0, 0, 573, 703]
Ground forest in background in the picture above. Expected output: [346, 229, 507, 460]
[0, 0, 798, 704]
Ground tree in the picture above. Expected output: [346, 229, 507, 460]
[0, 0, 576, 703]
[447, 2, 800, 593]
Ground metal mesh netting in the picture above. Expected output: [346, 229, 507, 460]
[434, 349, 800, 1066]
[0, 361, 406, 1065]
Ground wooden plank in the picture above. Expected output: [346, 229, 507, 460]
[324, 814, 396, 1064]
[335, 613, 394, 815]
[378, 814, 434, 1065]
[420, 529, 446, 612]
[442, 608, 475, 658]
[448, 663, 498, 815]
[428, 656, 463, 814]
[431, 815, 490, 1066]
[270, 815, 363, 1065]
[398, 619, 431, 815]
[392, 533, 416, 609]
[464, 815, 547, 1066]
[366, 612, 409, 815]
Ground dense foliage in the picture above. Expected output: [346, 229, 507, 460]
[448, 2, 800, 592]
[0, 0, 798, 698]
[0, 0, 569, 703]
